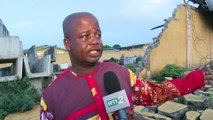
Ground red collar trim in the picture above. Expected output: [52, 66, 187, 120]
[70, 62, 101, 77]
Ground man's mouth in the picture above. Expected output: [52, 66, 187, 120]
[90, 50, 98, 54]
[88, 47, 102, 58]
[89, 50, 100, 57]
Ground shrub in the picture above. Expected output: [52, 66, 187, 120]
[152, 75, 165, 83]
[160, 64, 187, 79]
[0, 77, 40, 120]
[153, 64, 187, 83]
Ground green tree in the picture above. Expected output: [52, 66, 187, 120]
[113, 44, 121, 49]
[103, 45, 112, 48]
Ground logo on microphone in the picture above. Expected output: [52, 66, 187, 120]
[103, 90, 130, 113]
[107, 96, 124, 107]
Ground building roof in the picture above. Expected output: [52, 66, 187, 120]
[24, 45, 66, 54]
[119, 43, 150, 50]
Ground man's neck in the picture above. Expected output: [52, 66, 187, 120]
[71, 62, 99, 75]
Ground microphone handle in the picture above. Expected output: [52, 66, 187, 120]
[118, 109, 128, 120]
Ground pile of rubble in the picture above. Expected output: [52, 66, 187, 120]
[134, 84, 213, 120]
[134, 61, 213, 120]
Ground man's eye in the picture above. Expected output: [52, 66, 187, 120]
[95, 34, 101, 39]
[80, 34, 89, 40]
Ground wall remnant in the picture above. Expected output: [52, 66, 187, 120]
[141, 4, 213, 77]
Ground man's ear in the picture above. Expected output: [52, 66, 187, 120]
[64, 38, 71, 51]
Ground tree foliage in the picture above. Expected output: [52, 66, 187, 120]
[113, 44, 121, 49]
[103, 45, 112, 48]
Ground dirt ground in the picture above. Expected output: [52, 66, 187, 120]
[4, 105, 40, 120]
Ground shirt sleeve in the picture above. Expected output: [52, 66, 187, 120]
[127, 68, 137, 87]
[131, 70, 205, 106]
[40, 97, 55, 120]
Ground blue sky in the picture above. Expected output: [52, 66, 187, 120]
[0, 0, 184, 49]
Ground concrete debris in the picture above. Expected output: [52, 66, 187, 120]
[0, 37, 56, 93]
[0, 36, 23, 81]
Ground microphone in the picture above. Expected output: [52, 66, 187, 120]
[103, 71, 130, 120]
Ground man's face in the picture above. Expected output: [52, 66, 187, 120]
[68, 15, 103, 66]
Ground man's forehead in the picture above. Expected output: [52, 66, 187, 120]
[63, 12, 99, 38]
[67, 16, 97, 30]
[71, 15, 99, 28]
[74, 18, 101, 34]
[68, 13, 95, 23]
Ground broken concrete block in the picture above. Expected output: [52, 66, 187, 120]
[202, 91, 213, 97]
[158, 101, 188, 120]
[146, 104, 160, 113]
[207, 88, 213, 92]
[185, 111, 200, 120]
[204, 85, 212, 90]
[200, 109, 213, 120]
[140, 112, 155, 118]
[184, 93, 205, 110]
[154, 114, 172, 120]
[134, 105, 147, 114]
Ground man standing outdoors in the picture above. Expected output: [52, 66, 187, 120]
[40, 12, 213, 120]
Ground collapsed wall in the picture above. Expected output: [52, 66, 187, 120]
[143, 4, 213, 76]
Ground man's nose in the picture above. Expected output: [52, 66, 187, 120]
[90, 35, 100, 45]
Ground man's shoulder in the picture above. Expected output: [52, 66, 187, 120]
[100, 62, 126, 68]
[42, 68, 71, 96]
[100, 62, 129, 73]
